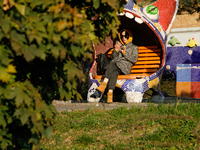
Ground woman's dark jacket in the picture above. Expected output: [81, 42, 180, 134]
[110, 42, 138, 75]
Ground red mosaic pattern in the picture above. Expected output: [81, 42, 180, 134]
[94, 36, 113, 57]
[152, 0, 177, 31]
[191, 82, 200, 98]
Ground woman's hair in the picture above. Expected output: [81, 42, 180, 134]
[120, 30, 129, 39]
[113, 37, 120, 47]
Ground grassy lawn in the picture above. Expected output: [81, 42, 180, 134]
[41, 103, 200, 149]
[41, 72, 200, 149]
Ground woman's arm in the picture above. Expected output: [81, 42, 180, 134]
[111, 48, 120, 59]
[123, 43, 138, 64]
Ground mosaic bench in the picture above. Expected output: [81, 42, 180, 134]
[87, 0, 179, 103]
[95, 45, 161, 80]
[87, 36, 164, 103]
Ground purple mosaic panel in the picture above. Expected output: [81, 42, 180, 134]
[191, 64, 200, 82]
[165, 46, 200, 75]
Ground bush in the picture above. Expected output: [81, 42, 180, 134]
[0, 0, 125, 149]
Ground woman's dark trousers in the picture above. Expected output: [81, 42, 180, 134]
[104, 62, 121, 90]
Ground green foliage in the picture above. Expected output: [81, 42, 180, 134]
[178, 0, 200, 14]
[41, 104, 200, 149]
[0, 0, 126, 149]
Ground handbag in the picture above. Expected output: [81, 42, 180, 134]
[96, 53, 110, 75]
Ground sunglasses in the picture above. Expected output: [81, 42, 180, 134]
[121, 34, 129, 38]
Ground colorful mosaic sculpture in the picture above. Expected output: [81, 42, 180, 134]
[87, 0, 179, 103]
[176, 64, 200, 98]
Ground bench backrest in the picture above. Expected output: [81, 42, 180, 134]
[100, 45, 161, 79]
[131, 45, 161, 78]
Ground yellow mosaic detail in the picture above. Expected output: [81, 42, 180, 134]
[148, 77, 159, 90]
[97, 79, 103, 85]
[154, 23, 161, 32]
[97, 79, 125, 88]
[133, 4, 140, 13]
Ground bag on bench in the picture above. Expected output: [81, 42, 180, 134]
[96, 48, 114, 75]
[96, 53, 110, 75]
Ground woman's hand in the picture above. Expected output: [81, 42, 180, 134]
[120, 46, 126, 53]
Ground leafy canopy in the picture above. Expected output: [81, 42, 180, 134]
[0, 0, 126, 149]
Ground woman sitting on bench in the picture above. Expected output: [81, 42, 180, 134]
[91, 30, 138, 103]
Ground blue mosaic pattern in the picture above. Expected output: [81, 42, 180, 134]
[148, 74, 157, 81]
[176, 64, 191, 82]
[121, 80, 131, 91]
[88, 79, 101, 94]
[127, 80, 137, 92]
[89, 79, 100, 87]
[149, 68, 163, 81]
[142, 80, 149, 92]
[121, 79, 148, 93]
[124, 0, 134, 11]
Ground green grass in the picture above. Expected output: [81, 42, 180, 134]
[41, 73, 197, 149]
[41, 103, 200, 149]
[160, 72, 176, 97]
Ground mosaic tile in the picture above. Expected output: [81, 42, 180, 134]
[176, 82, 191, 97]
[176, 64, 191, 82]
[148, 77, 159, 90]
[124, 0, 134, 11]
[191, 82, 200, 98]
[191, 64, 200, 82]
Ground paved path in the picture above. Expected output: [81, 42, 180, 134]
[52, 97, 200, 112]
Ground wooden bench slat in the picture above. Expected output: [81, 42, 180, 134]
[137, 57, 160, 61]
[138, 46, 158, 50]
[139, 49, 161, 53]
[94, 75, 138, 80]
[139, 53, 160, 57]
[135, 60, 160, 64]
[118, 73, 152, 79]
[94, 73, 152, 80]
[131, 64, 160, 69]
[131, 69, 158, 73]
